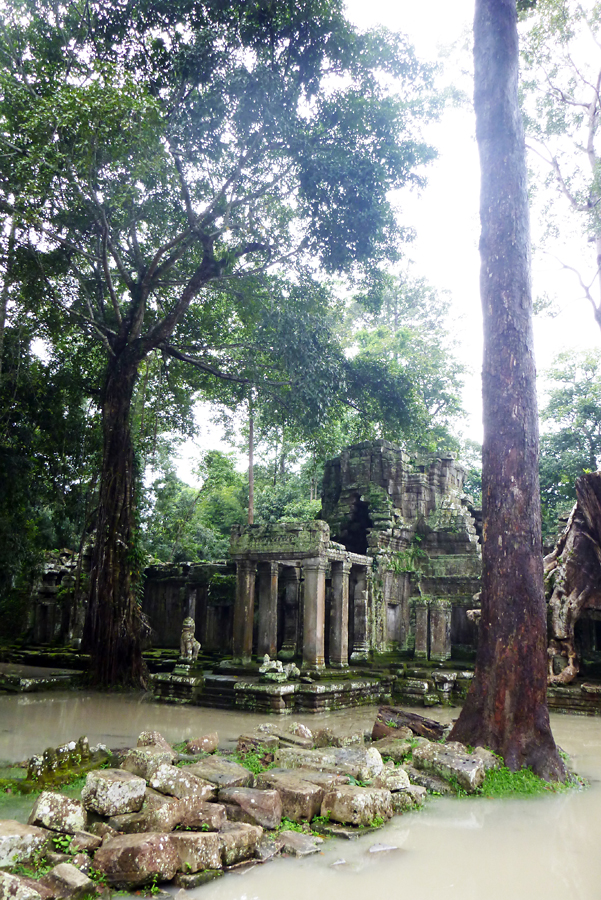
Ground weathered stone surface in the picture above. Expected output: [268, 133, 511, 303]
[137, 732, 177, 760]
[411, 742, 485, 793]
[185, 757, 253, 789]
[0, 821, 50, 868]
[85, 822, 117, 841]
[121, 747, 174, 781]
[372, 738, 413, 763]
[372, 707, 445, 741]
[219, 787, 282, 829]
[321, 785, 393, 827]
[70, 831, 102, 853]
[254, 772, 323, 822]
[390, 791, 414, 814]
[279, 831, 323, 857]
[313, 729, 364, 749]
[149, 764, 216, 800]
[275, 747, 384, 781]
[168, 832, 222, 872]
[70, 854, 91, 875]
[93, 833, 180, 887]
[143, 788, 173, 810]
[471, 746, 501, 772]
[236, 733, 279, 755]
[39, 863, 95, 900]
[172, 870, 223, 889]
[255, 836, 284, 862]
[81, 769, 146, 817]
[218, 822, 262, 866]
[402, 765, 452, 795]
[272, 767, 350, 789]
[185, 733, 218, 755]
[109, 797, 226, 834]
[0, 871, 44, 900]
[256, 724, 314, 750]
[373, 767, 411, 792]
[28, 793, 87, 835]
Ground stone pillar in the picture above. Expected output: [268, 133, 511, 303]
[350, 566, 370, 663]
[330, 559, 351, 667]
[429, 597, 452, 662]
[302, 557, 328, 670]
[232, 559, 257, 664]
[278, 566, 300, 661]
[257, 561, 279, 659]
[414, 596, 429, 660]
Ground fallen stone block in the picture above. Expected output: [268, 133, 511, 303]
[137, 732, 177, 760]
[109, 797, 226, 834]
[402, 765, 453, 795]
[255, 836, 284, 862]
[143, 787, 173, 810]
[93, 833, 180, 887]
[373, 767, 411, 792]
[0, 871, 45, 900]
[149, 764, 216, 800]
[121, 747, 174, 781]
[39, 863, 95, 900]
[28, 793, 87, 835]
[275, 747, 384, 782]
[185, 733, 218, 755]
[254, 772, 323, 822]
[411, 743, 485, 793]
[218, 822, 262, 866]
[172, 870, 223, 889]
[279, 830, 323, 857]
[168, 831, 222, 872]
[321, 785, 393, 827]
[371, 738, 413, 763]
[390, 791, 414, 814]
[81, 769, 146, 817]
[70, 831, 102, 854]
[219, 787, 282, 829]
[275, 767, 350, 789]
[0, 821, 50, 869]
[372, 706, 445, 741]
[471, 746, 501, 772]
[256, 724, 314, 750]
[313, 729, 364, 749]
[236, 734, 279, 755]
[185, 757, 253, 789]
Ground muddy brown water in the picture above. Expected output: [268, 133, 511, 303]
[1, 691, 601, 900]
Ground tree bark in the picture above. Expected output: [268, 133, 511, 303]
[81, 345, 148, 688]
[449, 0, 565, 780]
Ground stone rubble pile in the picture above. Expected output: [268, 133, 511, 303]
[0, 711, 498, 900]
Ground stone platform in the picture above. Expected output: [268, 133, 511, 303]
[151, 668, 392, 714]
[0, 663, 83, 693]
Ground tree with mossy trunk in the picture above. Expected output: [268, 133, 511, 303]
[448, 0, 565, 781]
[0, 0, 437, 686]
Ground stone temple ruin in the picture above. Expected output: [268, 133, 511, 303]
[149, 441, 482, 711]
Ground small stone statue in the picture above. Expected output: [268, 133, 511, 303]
[259, 653, 300, 682]
[180, 616, 201, 663]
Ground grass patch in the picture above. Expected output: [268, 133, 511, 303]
[479, 766, 574, 798]
[235, 749, 276, 775]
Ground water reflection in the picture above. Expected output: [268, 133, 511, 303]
[1, 693, 600, 900]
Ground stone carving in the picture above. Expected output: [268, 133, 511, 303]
[180, 617, 201, 663]
[259, 654, 300, 682]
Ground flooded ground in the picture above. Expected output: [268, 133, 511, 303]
[1, 691, 600, 900]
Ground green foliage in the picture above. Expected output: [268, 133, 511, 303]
[51, 833, 73, 854]
[479, 766, 571, 798]
[234, 748, 275, 775]
[278, 817, 306, 833]
[538, 349, 601, 542]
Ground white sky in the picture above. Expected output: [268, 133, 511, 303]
[176, 0, 600, 482]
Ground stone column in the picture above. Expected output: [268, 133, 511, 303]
[232, 559, 257, 664]
[278, 566, 300, 661]
[350, 566, 370, 663]
[302, 557, 328, 670]
[257, 561, 279, 659]
[414, 596, 429, 660]
[429, 597, 452, 662]
[329, 559, 351, 667]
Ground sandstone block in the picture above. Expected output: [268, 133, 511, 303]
[168, 832, 221, 872]
[137, 732, 177, 760]
[70, 831, 102, 853]
[81, 769, 146, 817]
[93, 833, 180, 887]
[0, 871, 44, 900]
[218, 822, 262, 867]
[185, 757, 253, 789]
[39, 863, 95, 900]
[0, 821, 50, 868]
[236, 734, 279, 755]
[373, 767, 411, 792]
[185, 733, 218, 755]
[279, 830, 323, 857]
[321, 785, 393, 827]
[219, 787, 282, 829]
[411, 743, 485, 793]
[109, 797, 226, 834]
[149, 764, 216, 800]
[275, 747, 384, 782]
[121, 747, 174, 781]
[371, 738, 413, 763]
[28, 793, 87, 835]
[254, 772, 323, 822]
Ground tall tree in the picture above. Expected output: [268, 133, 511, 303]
[0, 0, 437, 685]
[449, 0, 565, 780]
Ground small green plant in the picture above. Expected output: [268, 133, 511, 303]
[235, 748, 275, 775]
[368, 815, 385, 828]
[52, 833, 73, 854]
[200, 823, 210, 832]
[278, 817, 305, 833]
[311, 811, 331, 825]
[479, 766, 573, 798]
[148, 874, 161, 895]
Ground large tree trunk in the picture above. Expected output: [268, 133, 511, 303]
[545, 473, 601, 669]
[81, 347, 148, 688]
[449, 0, 564, 780]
